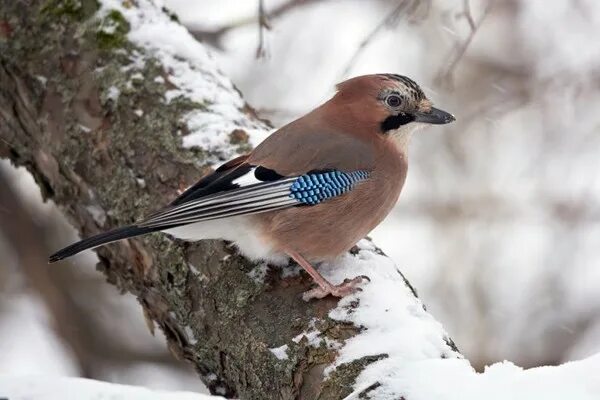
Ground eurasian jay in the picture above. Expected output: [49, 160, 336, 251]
[49, 74, 454, 300]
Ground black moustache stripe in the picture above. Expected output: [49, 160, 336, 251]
[380, 113, 415, 133]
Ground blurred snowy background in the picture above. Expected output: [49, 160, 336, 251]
[1, 0, 599, 393]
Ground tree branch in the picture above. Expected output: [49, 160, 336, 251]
[0, 1, 459, 398]
[435, 0, 494, 88]
[339, 0, 430, 78]
[188, 0, 323, 51]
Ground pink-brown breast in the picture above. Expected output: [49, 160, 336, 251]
[252, 141, 408, 261]
[246, 81, 409, 260]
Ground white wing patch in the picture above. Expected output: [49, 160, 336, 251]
[231, 166, 262, 187]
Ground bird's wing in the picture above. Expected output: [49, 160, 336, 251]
[139, 126, 375, 229]
[168, 116, 377, 207]
[247, 122, 376, 175]
[139, 162, 370, 229]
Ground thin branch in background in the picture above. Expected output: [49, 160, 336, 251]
[189, 0, 323, 50]
[256, 0, 272, 59]
[462, 0, 477, 31]
[435, 0, 494, 88]
[407, 0, 432, 24]
[339, 0, 428, 78]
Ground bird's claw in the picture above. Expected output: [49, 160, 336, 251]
[302, 275, 370, 301]
[350, 274, 371, 283]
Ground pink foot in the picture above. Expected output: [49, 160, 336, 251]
[302, 275, 370, 301]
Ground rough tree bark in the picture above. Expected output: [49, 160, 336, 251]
[0, 1, 459, 399]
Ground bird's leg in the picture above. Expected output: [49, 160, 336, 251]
[286, 250, 369, 301]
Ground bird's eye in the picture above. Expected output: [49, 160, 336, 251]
[386, 95, 402, 108]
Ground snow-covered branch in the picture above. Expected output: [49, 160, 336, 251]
[1, 1, 599, 399]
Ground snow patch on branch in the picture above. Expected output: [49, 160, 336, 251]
[343, 355, 600, 400]
[318, 240, 459, 383]
[269, 344, 289, 361]
[320, 240, 600, 399]
[99, 0, 270, 159]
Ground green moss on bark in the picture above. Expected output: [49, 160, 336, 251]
[40, 0, 100, 21]
[95, 9, 130, 50]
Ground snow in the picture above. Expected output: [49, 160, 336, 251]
[316, 240, 600, 399]
[0, 296, 79, 377]
[269, 345, 289, 361]
[310, 239, 459, 393]
[343, 355, 600, 400]
[85, 204, 107, 226]
[35, 75, 48, 86]
[106, 85, 120, 102]
[183, 325, 198, 345]
[292, 327, 321, 346]
[246, 262, 268, 283]
[301, 238, 600, 398]
[3, 354, 600, 400]
[98, 0, 269, 159]
[288, 322, 340, 354]
[0, 375, 222, 400]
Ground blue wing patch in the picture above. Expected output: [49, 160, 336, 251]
[289, 170, 370, 205]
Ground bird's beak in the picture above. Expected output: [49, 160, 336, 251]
[413, 107, 455, 125]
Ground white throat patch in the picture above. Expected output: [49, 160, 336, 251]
[388, 122, 426, 152]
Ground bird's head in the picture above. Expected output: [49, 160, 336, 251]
[333, 74, 455, 147]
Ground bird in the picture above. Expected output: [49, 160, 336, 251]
[49, 73, 454, 300]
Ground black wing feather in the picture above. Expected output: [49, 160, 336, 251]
[170, 161, 254, 206]
[48, 225, 159, 263]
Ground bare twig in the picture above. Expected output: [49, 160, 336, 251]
[189, 0, 324, 50]
[339, 0, 429, 78]
[435, 0, 494, 88]
[462, 0, 476, 31]
[256, 0, 271, 59]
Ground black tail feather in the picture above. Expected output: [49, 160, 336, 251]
[48, 225, 157, 263]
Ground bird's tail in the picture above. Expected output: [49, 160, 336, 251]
[48, 225, 158, 263]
